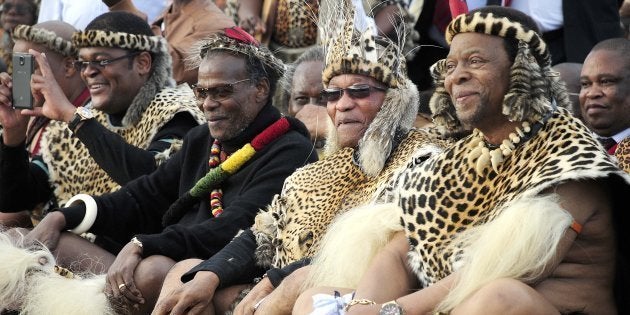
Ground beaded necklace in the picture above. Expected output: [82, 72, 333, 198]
[208, 139, 225, 217]
[162, 117, 292, 226]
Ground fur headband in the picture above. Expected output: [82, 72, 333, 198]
[187, 27, 285, 80]
[429, 8, 570, 132]
[12, 24, 76, 57]
[71, 30, 163, 53]
[445, 10, 551, 67]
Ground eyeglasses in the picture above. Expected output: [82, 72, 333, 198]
[192, 78, 251, 102]
[320, 84, 387, 103]
[72, 52, 140, 72]
[1, 3, 33, 15]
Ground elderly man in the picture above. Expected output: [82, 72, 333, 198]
[0, 21, 89, 227]
[579, 38, 630, 172]
[296, 6, 630, 315]
[0, 26, 316, 314]
[0, 12, 205, 223]
[152, 3, 447, 315]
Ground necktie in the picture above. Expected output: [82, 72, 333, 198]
[599, 137, 617, 151]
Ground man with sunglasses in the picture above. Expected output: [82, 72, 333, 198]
[151, 4, 447, 314]
[0, 12, 205, 222]
[0, 25, 316, 314]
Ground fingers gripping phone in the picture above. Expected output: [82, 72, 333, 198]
[12, 53, 34, 109]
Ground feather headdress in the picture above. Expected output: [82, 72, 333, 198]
[319, 0, 418, 176]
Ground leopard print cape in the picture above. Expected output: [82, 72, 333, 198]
[383, 108, 629, 288]
[252, 129, 449, 268]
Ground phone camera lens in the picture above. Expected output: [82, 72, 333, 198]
[19, 56, 24, 65]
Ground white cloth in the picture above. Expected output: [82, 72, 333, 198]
[467, 0, 563, 33]
[37, 0, 169, 30]
[309, 292, 354, 315]
[611, 127, 630, 144]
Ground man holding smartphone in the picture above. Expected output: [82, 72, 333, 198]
[0, 13, 205, 225]
[0, 20, 90, 227]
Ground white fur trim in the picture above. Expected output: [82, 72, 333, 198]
[304, 203, 403, 289]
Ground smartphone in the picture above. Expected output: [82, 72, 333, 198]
[12, 53, 34, 109]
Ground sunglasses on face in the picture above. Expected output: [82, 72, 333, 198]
[192, 78, 251, 102]
[72, 52, 140, 72]
[1, 3, 33, 15]
[320, 84, 387, 103]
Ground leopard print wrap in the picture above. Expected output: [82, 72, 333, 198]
[383, 108, 629, 288]
[252, 129, 449, 268]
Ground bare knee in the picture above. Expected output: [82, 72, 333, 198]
[452, 278, 558, 315]
[134, 255, 175, 307]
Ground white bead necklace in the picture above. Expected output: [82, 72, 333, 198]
[466, 121, 532, 175]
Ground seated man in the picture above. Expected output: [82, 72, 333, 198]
[152, 3, 448, 314]
[296, 6, 630, 315]
[0, 12, 205, 223]
[0, 21, 89, 227]
[579, 38, 630, 172]
[0, 26, 316, 314]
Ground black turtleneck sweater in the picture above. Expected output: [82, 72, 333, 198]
[60, 104, 317, 260]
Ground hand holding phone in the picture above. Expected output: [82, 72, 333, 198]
[12, 53, 34, 109]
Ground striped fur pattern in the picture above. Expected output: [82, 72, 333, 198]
[72, 30, 163, 53]
[13, 24, 76, 57]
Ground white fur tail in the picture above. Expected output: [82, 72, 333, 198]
[0, 230, 116, 314]
[304, 203, 404, 290]
[436, 194, 574, 313]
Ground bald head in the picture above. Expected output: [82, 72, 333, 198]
[33, 20, 77, 43]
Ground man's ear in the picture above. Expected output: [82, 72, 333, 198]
[255, 78, 270, 103]
[63, 56, 77, 77]
[134, 51, 152, 76]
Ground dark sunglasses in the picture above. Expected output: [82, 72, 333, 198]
[1, 3, 33, 15]
[320, 84, 387, 103]
[192, 78, 251, 102]
[72, 52, 140, 72]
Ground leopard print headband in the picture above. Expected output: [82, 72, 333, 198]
[72, 30, 163, 53]
[446, 11, 551, 67]
[429, 9, 570, 132]
[13, 24, 76, 57]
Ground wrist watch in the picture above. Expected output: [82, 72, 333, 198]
[68, 106, 94, 132]
[379, 300, 404, 315]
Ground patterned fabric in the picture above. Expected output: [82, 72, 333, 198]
[13, 24, 76, 57]
[382, 108, 629, 288]
[252, 129, 448, 268]
[39, 86, 205, 205]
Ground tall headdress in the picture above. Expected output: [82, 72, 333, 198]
[71, 11, 174, 127]
[319, 0, 419, 176]
[12, 24, 76, 57]
[430, 6, 570, 132]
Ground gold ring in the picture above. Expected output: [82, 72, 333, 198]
[118, 283, 127, 290]
[253, 297, 266, 311]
